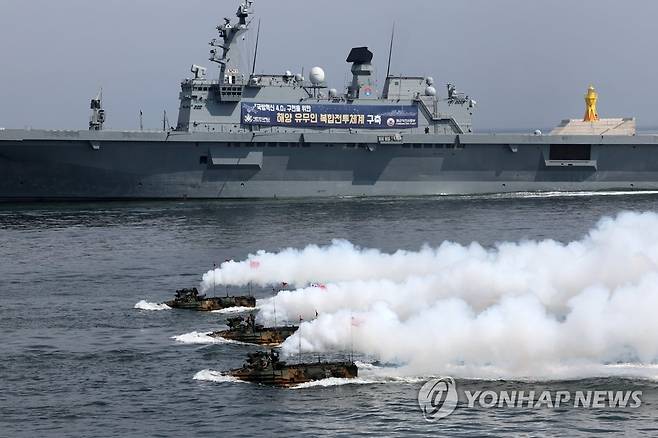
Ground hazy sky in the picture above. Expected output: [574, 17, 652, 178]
[1, 0, 657, 131]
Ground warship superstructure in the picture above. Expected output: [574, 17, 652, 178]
[2, 0, 658, 200]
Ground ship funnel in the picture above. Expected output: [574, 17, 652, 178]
[346, 47, 376, 100]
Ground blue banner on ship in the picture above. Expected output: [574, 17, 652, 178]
[241, 103, 418, 129]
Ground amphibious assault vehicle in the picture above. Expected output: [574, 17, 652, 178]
[164, 288, 255, 311]
[210, 313, 298, 346]
[229, 350, 358, 387]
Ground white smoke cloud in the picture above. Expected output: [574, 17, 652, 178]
[200, 239, 487, 290]
[205, 211, 658, 379]
[281, 274, 658, 379]
[201, 212, 658, 298]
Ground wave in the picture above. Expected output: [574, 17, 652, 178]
[193, 369, 248, 384]
[291, 377, 377, 389]
[134, 300, 170, 311]
[354, 361, 382, 370]
[501, 190, 658, 199]
[211, 306, 255, 314]
[172, 331, 225, 344]
[171, 331, 251, 345]
[291, 364, 428, 389]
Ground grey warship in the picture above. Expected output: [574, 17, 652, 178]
[2, 0, 658, 201]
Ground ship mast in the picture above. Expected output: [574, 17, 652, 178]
[89, 90, 105, 131]
[209, 0, 254, 88]
[298, 315, 303, 364]
[251, 19, 261, 77]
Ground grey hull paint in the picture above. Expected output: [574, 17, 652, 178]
[2, 129, 658, 200]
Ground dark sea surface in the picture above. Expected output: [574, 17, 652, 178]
[2, 193, 658, 437]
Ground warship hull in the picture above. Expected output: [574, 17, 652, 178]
[3, 129, 658, 200]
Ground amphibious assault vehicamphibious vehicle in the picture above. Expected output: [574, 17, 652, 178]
[164, 288, 255, 311]
[228, 350, 358, 387]
[210, 313, 298, 346]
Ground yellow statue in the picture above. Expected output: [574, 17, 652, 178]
[584, 85, 599, 122]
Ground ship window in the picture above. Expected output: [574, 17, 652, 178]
[199, 156, 208, 164]
[402, 144, 411, 148]
[423, 144, 433, 148]
[549, 144, 591, 161]
[268, 143, 276, 147]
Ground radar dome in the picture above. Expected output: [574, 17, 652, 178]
[309, 66, 326, 85]
[425, 76, 434, 86]
[328, 88, 338, 98]
[425, 86, 437, 97]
